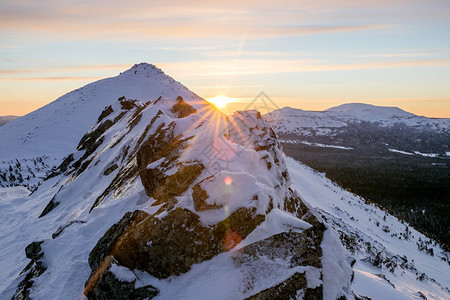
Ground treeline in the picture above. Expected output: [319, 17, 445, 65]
[282, 143, 450, 251]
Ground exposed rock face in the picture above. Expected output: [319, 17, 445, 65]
[12, 241, 47, 300]
[92, 206, 265, 279]
[86, 268, 158, 300]
[79, 97, 351, 298]
[7, 93, 352, 299]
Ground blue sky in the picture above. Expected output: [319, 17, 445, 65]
[1, 0, 449, 116]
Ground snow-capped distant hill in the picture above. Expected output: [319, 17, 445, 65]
[0, 63, 202, 191]
[266, 104, 449, 134]
[266, 103, 450, 252]
[325, 103, 415, 122]
[264, 104, 450, 156]
[0, 115, 19, 126]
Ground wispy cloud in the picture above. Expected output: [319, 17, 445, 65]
[1, 58, 448, 82]
[160, 58, 450, 78]
[0, 64, 129, 76]
[0, 76, 102, 81]
[0, 1, 397, 40]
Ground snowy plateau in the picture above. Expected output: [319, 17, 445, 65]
[0, 63, 448, 300]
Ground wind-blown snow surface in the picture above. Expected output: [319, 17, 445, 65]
[286, 157, 450, 299]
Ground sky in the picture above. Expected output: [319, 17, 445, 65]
[1, 0, 450, 117]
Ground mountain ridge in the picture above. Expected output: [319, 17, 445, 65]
[0, 94, 352, 299]
[0, 63, 202, 191]
[0, 63, 200, 161]
[0, 64, 448, 299]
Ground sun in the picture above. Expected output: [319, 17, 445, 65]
[207, 96, 235, 108]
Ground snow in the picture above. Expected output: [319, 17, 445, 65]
[325, 103, 415, 121]
[286, 156, 450, 299]
[352, 266, 411, 300]
[109, 263, 137, 282]
[389, 149, 445, 158]
[0, 115, 19, 126]
[235, 208, 312, 249]
[321, 229, 352, 300]
[1, 63, 447, 299]
[0, 186, 30, 201]
[0, 63, 201, 163]
[265, 104, 450, 135]
[413, 151, 439, 158]
[280, 139, 353, 150]
[138, 253, 244, 300]
[388, 149, 414, 155]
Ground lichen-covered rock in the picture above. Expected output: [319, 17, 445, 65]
[85, 268, 158, 300]
[145, 163, 204, 205]
[97, 105, 114, 123]
[244, 272, 308, 300]
[87, 206, 265, 282]
[235, 222, 326, 298]
[89, 212, 135, 271]
[170, 96, 198, 118]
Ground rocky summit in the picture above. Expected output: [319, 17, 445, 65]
[4, 64, 447, 300]
[0, 68, 352, 300]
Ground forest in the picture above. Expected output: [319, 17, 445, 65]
[282, 142, 450, 251]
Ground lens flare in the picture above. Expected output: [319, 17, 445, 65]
[223, 229, 242, 251]
[207, 96, 235, 108]
[224, 176, 233, 185]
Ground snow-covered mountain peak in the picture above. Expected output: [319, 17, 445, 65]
[264, 103, 450, 140]
[279, 106, 306, 114]
[119, 62, 168, 78]
[325, 103, 415, 121]
[0, 63, 201, 162]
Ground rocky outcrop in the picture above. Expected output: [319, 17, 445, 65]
[12, 241, 47, 300]
[85, 266, 158, 300]
[78, 97, 350, 298]
[4, 93, 351, 299]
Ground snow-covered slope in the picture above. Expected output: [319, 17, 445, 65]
[1, 64, 447, 299]
[0, 93, 352, 299]
[0, 63, 200, 161]
[0, 63, 202, 191]
[287, 157, 450, 299]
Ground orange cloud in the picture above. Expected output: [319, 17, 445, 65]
[0, 76, 102, 81]
[0, 0, 398, 40]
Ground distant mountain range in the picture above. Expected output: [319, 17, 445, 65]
[0, 115, 19, 127]
[265, 102, 450, 256]
[264, 104, 450, 157]
[0, 64, 448, 299]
